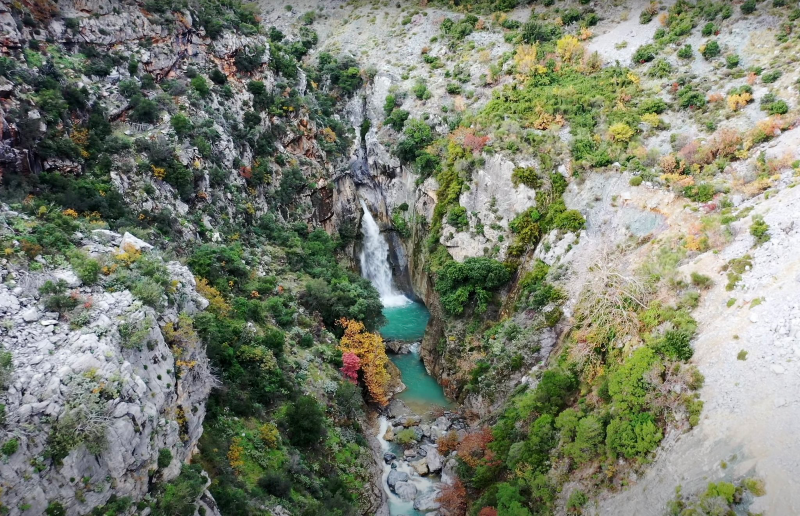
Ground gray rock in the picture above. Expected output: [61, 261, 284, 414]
[53, 269, 81, 288]
[22, 307, 42, 322]
[0, 291, 20, 312]
[119, 232, 154, 253]
[387, 469, 408, 490]
[383, 452, 396, 464]
[422, 445, 442, 473]
[413, 491, 441, 512]
[394, 481, 418, 501]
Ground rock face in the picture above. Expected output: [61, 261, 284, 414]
[394, 481, 418, 501]
[0, 225, 214, 515]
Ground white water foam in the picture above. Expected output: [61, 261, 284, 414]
[359, 199, 411, 308]
[377, 416, 436, 515]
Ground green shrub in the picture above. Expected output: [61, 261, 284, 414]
[395, 428, 417, 445]
[1, 438, 19, 456]
[157, 447, 172, 469]
[701, 22, 716, 37]
[690, 272, 712, 289]
[412, 79, 429, 100]
[385, 109, 410, 131]
[511, 167, 539, 189]
[209, 68, 227, 85]
[683, 183, 715, 202]
[725, 54, 740, 69]
[629, 176, 643, 186]
[132, 278, 165, 307]
[750, 217, 769, 245]
[435, 257, 512, 315]
[69, 251, 101, 284]
[677, 44, 693, 59]
[762, 70, 782, 84]
[741, 0, 756, 14]
[566, 490, 588, 513]
[632, 44, 658, 64]
[45, 502, 66, 516]
[190, 76, 210, 97]
[655, 330, 694, 360]
[606, 413, 662, 459]
[285, 395, 325, 447]
[40, 280, 79, 313]
[258, 472, 293, 498]
[647, 59, 672, 78]
[705, 482, 736, 503]
[170, 113, 193, 138]
[701, 40, 720, 60]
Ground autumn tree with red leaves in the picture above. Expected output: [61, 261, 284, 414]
[337, 318, 390, 405]
[437, 478, 467, 516]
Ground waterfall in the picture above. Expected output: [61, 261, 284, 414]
[359, 200, 410, 307]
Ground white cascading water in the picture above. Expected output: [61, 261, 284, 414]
[377, 416, 436, 515]
[359, 200, 410, 308]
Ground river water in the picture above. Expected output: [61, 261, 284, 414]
[359, 201, 452, 515]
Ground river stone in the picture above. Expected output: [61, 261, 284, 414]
[413, 491, 441, 512]
[401, 415, 422, 427]
[412, 426, 424, 441]
[387, 470, 408, 490]
[434, 416, 450, 431]
[404, 448, 418, 459]
[411, 458, 429, 476]
[386, 399, 412, 419]
[422, 445, 442, 473]
[441, 458, 458, 485]
[394, 481, 418, 501]
[383, 452, 396, 464]
[383, 426, 395, 441]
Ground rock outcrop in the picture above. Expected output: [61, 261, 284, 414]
[0, 217, 215, 515]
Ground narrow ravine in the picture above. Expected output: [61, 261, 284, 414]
[359, 201, 458, 515]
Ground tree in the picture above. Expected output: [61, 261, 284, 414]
[340, 352, 360, 383]
[437, 478, 467, 516]
[285, 395, 325, 447]
[337, 318, 390, 405]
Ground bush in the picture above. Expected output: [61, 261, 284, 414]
[632, 44, 658, 64]
[629, 176, 643, 186]
[701, 40, 720, 60]
[69, 251, 100, 284]
[1, 438, 19, 456]
[209, 68, 227, 85]
[606, 413, 662, 459]
[385, 108, 410, 131]
[511, 167, 539, 189]
[285, 395, 325, 447]
[566, 490, 588, 513]
[677, 44, 693, 59]
[190, 76, 209, 97]
[655, 330, 694, 360]
[395, 428, 417, 445]
[741, 0, 756, 14]
[133, 278, 164, 307]
[762, 70, 782, 84]
[157, 447, 172, 469]
[170, 113, 193, 138]
[683, 183, 715, 203]
[40, 280, 79, 313]
[258, 472, 293, 498]
[750, 217, 770, 245]
[435, 257, 512, 315]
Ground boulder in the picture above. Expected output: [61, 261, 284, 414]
[441, 458, 458, 485]
[411, 458, 429, 476]
[383, 452, 396, 464]
[422, 445, 443, 473]
[387, 470, 408, 491]
[394, 481, 418, 501]
[383, 426, 395, 441]
[52, 269, 81, 288]
[119, 232, 154, 253]
[22, 307, 42, 322]
[413, 491, 441, 512]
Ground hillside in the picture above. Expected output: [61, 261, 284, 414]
[1, 0, 799, 515]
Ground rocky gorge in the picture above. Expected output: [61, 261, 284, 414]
[1, 0, 800, 515]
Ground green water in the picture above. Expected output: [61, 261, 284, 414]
[380, 301, 452, 415]
[380, 301, 430, 341]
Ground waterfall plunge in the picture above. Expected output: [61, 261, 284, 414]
[359, 200, 410, 307]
